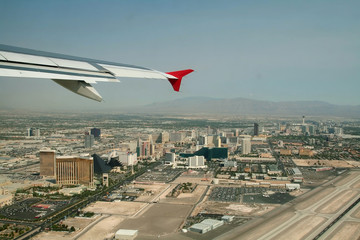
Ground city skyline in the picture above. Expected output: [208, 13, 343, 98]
[1, 0, 360, 111]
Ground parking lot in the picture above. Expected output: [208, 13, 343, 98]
[0, 198, 72, 220]
[136, 166, 182, 183]
[209, 187, 292, 204]
[209, 187, 242, 202]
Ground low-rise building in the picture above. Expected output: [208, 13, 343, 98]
[115, 229, 138, 240]
[189, 219, 224, 234]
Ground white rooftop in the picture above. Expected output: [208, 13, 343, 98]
[115, 229, 138, 236]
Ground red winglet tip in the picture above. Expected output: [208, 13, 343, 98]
[166, 69, 194, 92]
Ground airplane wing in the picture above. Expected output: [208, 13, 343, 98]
[0, 44, 193, 102]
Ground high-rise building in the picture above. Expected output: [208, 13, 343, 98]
[56, 156, 94, 186]
[90, 128, 101, 138]
[198, 136, 208, 146]
[40, 150, 56, 177]
[309, 125, 315, 135]
[169, 132, 185, 142]
[214, 136, 221, 147]
[137, 138, 153, 158]
[233, 129, 239, 137]
[165, 152, 176, 163]
[85, 134, 94, 148]
[118, 152, 138, 166]
[334, 127, 343, 136]
[241, 138, 251, 154]
[27, 128, 40, 137]
[161, 132, 169, 143]
[152, 133, 162, 143]
[254, 123, 259, 136]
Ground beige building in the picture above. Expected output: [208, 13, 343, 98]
[280, 149, 292, 156]
[40, 150, 56, 177]
[56, 157, 94, 187]
[299, 148, 314, 157]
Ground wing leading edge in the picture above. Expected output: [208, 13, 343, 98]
[0, 44, 194, 101]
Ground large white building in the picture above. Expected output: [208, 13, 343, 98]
[188, 156, 206, 168]
[115, 229, 138, 240]
[189, 219, 224, 234]
[119, 152, 137, 166]
[241, 138, 251, 154]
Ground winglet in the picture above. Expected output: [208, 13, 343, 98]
[166, 69, 194, 91]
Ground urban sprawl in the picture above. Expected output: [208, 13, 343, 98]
[0, 113, 359, 240]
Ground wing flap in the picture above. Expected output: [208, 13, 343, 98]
[0, 51, 57, 66]
[52, 79, 103, 102]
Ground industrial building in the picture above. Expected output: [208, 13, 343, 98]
[221, 215, 234, 222]
[189, 218, 224, 234]
[115, 229, 138, 240]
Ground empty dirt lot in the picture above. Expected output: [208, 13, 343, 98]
[293, 159, 357, 168]
[198, 201, 275, 217]
[134, 183, 170, 202]
[161, 185, 207, 205]
[83, 201, 146, 216]
[116, 203, 193, 238]
[77, 215, 125, 240]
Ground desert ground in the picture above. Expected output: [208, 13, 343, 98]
[293, 159, 359, 168]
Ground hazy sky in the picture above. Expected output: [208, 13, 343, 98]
[0, 0, 359, 111]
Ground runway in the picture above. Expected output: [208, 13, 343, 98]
[214, 170, 360, 240]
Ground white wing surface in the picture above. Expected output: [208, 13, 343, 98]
[0, 44, 193, 101]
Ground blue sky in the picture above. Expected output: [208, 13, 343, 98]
[0, 0, 359, 111]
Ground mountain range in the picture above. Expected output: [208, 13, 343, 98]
[130, 97, 360, 118]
